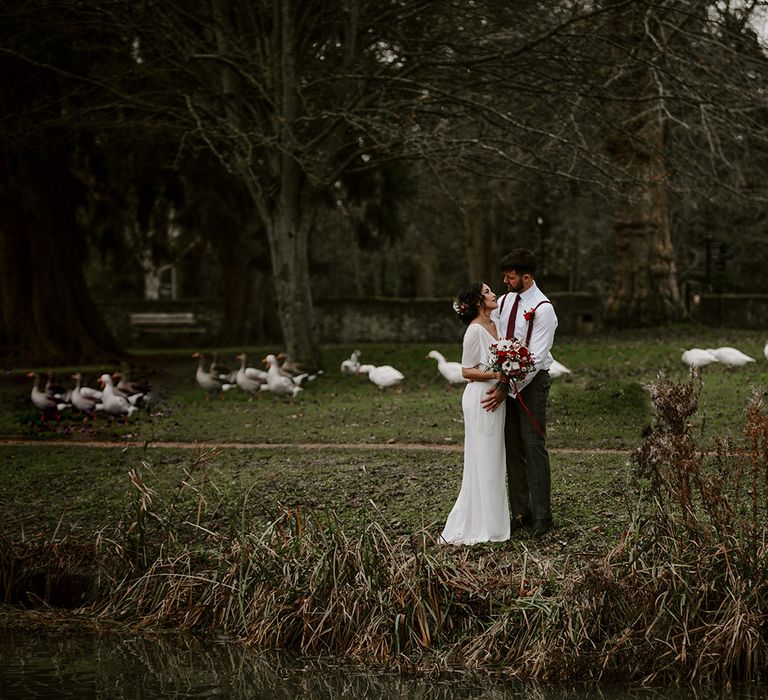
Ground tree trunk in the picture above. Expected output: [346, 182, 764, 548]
[264, 196, 320, 368]
[603, 167, 683, 326]
[0, 56, 120, 366]
[0, 145, 121, 365]
[241, 0, 321, 369]
[603, 4, 684, 327]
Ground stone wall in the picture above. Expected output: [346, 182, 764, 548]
[314, 292, 599, 343]
[97, 292, 601, 347]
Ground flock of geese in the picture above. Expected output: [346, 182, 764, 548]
[342, 349, 572, 389]
[26, 341, 768, 420]
[193, 351, 317, 399]
[681, 343, 768, 368]
[27, 369, 149, 420]
[194, 347, 573, 397]
[21, 348, 581, 420]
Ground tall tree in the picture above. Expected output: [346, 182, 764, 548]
[81, 0, 604, 366]
[595, 1, 768, 324]
[4, 0, 768, 361]
[0, 50, 120, 365]
[601, 2, 684, 325]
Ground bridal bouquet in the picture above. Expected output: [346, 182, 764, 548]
[486, 338, 536, 392]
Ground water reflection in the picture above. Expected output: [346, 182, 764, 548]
[0, 627, 764, 699]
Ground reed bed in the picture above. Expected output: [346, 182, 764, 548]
[4, 372, 768, 685]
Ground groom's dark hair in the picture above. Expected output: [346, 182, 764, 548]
[500, 248, 536, 276]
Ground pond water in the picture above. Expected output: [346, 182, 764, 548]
[0, 628, 763, 699]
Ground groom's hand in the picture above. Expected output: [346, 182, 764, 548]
[481, 386, 506, 412]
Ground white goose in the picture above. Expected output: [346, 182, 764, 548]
[27, 371, 68, 416]
[549, 359, 572, 379]
[98, 373, 138, 418]
[193, 352, 234, 399]
[341, 350, 362, 376]
[704, 346, 756, 368]
[71, 372, 100, 413]
[264, 353, 302, 398]
[359, 363, 405, 390]
[681, 348, 719, 368]
[276, 352, 322, 385]
[426, 350, 465, 385]
[235, 353, 267, 396]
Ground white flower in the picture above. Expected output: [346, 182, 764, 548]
[511, 361, 520, 371]
[502, 359, 513, 373]
[496, 339, 513, 352]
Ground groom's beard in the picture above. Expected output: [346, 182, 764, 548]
[507, 282, 524, 293]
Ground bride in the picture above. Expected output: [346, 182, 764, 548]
[441, 281, 510, 544]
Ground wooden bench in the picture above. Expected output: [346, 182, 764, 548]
[129, 312, 207, 342]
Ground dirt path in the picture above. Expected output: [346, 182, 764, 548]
[0, 437, 631, 454]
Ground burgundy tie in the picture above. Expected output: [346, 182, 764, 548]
[506, 294, 520, 339]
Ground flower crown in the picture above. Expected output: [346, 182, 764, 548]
[452, 298, 470, 315]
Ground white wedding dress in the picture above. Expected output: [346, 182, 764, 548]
[441, 323, 510, 544]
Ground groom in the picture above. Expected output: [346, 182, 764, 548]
[481, 248, 558, 537]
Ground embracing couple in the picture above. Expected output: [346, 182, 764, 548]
[441, 248, 558, 545]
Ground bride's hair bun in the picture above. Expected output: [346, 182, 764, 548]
[453, 281, 483, 325]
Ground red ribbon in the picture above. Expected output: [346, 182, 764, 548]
[510, 380, 545, 438]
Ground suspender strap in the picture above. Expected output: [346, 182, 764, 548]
[502, 295, 551, 346]
[525, 301, 552, 346]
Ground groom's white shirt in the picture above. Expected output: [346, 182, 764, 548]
[491, 281, 558, 393]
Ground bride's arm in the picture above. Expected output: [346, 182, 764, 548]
[462, 365, 502, 382]
[460, 325, 500, 382]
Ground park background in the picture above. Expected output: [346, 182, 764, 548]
[3, 1, 768, 694]
[3, 1, 768, 367]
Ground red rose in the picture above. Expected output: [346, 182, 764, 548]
[524, 309, 535, 322]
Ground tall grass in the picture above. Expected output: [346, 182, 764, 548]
[541, 371, 768, 684]
[3, 371, 768, 684]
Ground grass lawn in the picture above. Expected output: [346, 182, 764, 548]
[0, 444, 632, 554]
[1, 323, 766, 549]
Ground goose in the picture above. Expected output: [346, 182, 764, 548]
[27, 371, 68, 417]
[112, 376, 146, 408]
[341, 350, 362, 376]
[549, 359, 572, 379]
[235, 353, 267, 396]
[98, 373, 138, 418]
[264, 353, 303, 398]
[426, 350, 465, 385]
[358, 363, 405, 390]
[193, 352, 234, 399]
[681, 348, 719, 368]
[114, 365, 151, 400]
[71, 372, 99, 414]
[275, 352, 321, 385]
[276, 351, 311, 376]
[78, 381, 103, 402]
[230, 352, 268, 383]
[704, 346, 756, 368]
